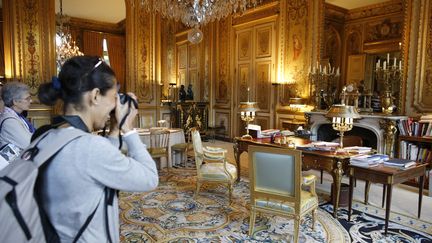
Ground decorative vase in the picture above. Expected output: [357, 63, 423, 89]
[381, 91, 394, 114]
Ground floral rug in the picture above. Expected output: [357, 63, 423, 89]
[119, 169, 349, 242]
[320, 202, 432, 243]
[119, 168, 432, 242]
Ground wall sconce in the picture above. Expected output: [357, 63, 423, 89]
[239, 88, 259, 139]
[325, 104, 360, 149]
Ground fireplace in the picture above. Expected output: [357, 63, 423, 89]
[305, 111, 407, 157]
[316, 124, 378, 149]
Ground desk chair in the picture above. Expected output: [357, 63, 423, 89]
[248, 146, 318, 242]
[148, 128, 170, 172]
[171, 129, 193, 168]
[191, 128, 237, 203]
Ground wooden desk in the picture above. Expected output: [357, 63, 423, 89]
[233, 137, 351, 217]
[348, 163, 427, 235]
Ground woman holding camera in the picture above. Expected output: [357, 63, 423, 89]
[36, 56, 158, 242]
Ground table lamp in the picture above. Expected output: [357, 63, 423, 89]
[239, 88, 259, 139]
[325, 104, 360, 149]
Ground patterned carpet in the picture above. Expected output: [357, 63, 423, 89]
[119, 168, 432, 242]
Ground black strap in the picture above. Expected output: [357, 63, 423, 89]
[117, 101, 132, 149]
[104, 188, 116, 243]
[1, 177, 32, 240]
[71, 188, 114, 243]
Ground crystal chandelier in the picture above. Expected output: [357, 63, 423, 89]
[56, 0, 83, 71]
[140, 0, 262, 44]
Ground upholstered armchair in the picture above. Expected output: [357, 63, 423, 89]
[190, 128, 237, 203]
[248, 145, 318, 242]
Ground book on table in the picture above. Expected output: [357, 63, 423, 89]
[383, 158, 417, 168]
[349, 154, 389, 167]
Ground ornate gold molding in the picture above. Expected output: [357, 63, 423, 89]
[69, 17, 125, 35]
[125, 0, 155, 104]
[3, 0, 56, 93]
[345, 0, 403, 21]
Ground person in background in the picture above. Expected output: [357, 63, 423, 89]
[36, 55, 158, 242]
[0, 81, 34, 150]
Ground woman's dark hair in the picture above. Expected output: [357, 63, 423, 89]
[38, 56, 116, 107]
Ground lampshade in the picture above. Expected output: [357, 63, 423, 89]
[238, 101, 260, 112]
[325, 104, 360, 119]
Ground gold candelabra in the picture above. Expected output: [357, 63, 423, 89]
[309, 63, 340, 110]
[239, 88, 259, 139]
[374, 54, 402, 114]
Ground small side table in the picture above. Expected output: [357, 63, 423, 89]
[348, 163, 427, 235]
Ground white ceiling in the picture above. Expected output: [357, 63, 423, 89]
[53, 0, 389, 23]
[55, 0, 125, 24]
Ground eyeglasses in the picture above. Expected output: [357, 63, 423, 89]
[18, 96, 32, 102]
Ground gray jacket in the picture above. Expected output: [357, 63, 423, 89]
[0, 107, 32, 150]
[39, 127, 158, 242]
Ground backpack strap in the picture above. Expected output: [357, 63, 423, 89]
[32, 128, 114, 243]
[0, 176, 32, 240]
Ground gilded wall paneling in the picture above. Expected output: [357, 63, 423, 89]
[255, 61, 271, 112]
[254, 116, 270, 130]
[280, 0, 312, 103]
[237, 64, 251, 103]
[256, 26, 272, 58]
[126, 0, 156, 105]
[2, 0, 56, 92]
[238, 31, 252, 61]
[177, 44, 187, 70]
[215, 110, 231, 138]
[215, 17, 232, 105]
[410, 0, 432, 113]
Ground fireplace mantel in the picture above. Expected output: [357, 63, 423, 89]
[305, 111, 408, 157]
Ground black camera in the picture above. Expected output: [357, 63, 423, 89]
[119, 93, 138, 109]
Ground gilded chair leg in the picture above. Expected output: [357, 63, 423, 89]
[195, 182, 201, 199]
[248, 208, 256, 236]
[228, 183, 233, 204]
[294, 216, 300, 243]
[312, 209, 317, 229]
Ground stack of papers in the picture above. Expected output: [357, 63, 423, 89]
[383, 158, 417, 168]
[350, 154, 389, 167]
[296, 141, 339, 151]
[344, 146, 372, 154]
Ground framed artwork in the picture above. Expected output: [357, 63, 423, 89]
[256, 26, 272, 58]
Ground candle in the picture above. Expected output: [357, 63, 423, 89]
[383, 61, 386, 70]
[323, 66, 327, 74]
[312, 66, 316, 74]
[241, 111, 244, 116]
[336, 67, 340, 76]
[378, 59, 380, 68]
[399, 60, 402, 70]
[387, 53, 390, 64]
[376, 61, 379, 70]
[319, 65, 322, 73]
[394, 57, 397, 67]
